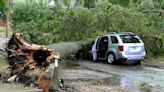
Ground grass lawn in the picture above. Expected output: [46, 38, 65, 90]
[0, 27, 6, 37]
[0, 27, 12, 37]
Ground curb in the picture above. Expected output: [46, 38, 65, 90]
[143, 62, 164, 69]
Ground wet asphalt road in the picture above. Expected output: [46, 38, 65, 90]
[77, 61, 164, 92]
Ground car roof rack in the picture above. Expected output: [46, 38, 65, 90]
[108, 32, 117, 34]
[119, 32, 133, 34]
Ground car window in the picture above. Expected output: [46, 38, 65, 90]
[111, 36, 119, 43]
[120, 35, 141, 43]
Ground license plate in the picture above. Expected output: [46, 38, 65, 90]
[130, 47, 140, 52]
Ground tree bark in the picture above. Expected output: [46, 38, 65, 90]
[46, 40, 93, 59]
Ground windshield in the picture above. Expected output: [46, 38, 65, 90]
[120, 35, 141, 43]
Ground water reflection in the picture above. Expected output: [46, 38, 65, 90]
[120, 75, 134, 88]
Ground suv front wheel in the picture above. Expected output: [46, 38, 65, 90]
[107, 53, 116, 64]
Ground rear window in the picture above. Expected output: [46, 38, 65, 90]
[120, 35, 141, 43]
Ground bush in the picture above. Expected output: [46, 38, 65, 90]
[141, 36, 163, 56]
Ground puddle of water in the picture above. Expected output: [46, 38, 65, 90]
[63, 73, 163, 92]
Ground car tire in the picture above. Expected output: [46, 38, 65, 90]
[107, 53, 116, 64]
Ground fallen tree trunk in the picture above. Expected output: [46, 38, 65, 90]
[46, 40, 94, 59]
[0, 39, 93, 59]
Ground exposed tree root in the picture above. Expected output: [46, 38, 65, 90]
[6, 33, 60, 92]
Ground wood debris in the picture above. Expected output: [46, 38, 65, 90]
[6, 33, 60, 92]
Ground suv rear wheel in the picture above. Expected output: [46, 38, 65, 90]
[107, 53, 115, 64]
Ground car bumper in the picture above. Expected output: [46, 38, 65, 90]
[117, 55, 145, 61]
[126, 55, 145, 61]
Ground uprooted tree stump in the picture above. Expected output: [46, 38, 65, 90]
[6, 33, 60, 92]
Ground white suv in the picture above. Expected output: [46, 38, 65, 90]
[92, 32, 146, 64]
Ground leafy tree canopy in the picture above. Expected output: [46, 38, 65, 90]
[0, 0, 8, 19]
[11, 0, 164, 56]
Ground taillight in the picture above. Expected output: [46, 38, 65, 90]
[118, 45, 124, 51]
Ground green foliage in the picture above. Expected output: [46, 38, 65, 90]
[11, 0, 164, 56]
[53, 8, 93, 41]
[12, 0, 53, 44]
[0, 0, 6, 13]
[12, 0, 51, 28]
[83, 0, 97, 8]
[141, 36, 163, 56]
[153, 0, 164, 9]
[0, 0, 8, 20]
[108, 0, 130, 7]
[107, 0, 164, 9]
